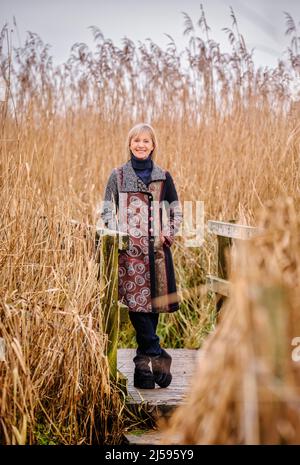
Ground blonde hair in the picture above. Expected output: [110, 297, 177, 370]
[126, 123, 158, 161]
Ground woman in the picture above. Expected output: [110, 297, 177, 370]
[100, 123, 182, 389]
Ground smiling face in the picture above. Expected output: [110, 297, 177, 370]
[129, 131, 154, 159]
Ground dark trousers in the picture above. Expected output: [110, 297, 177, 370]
[129, 312, 162, 357]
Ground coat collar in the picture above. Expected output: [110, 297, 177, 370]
[119, 160, 166, 192]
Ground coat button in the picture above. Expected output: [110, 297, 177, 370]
[150, 206, 153, 211]
[149, 216, 154, 221]
[149, 228, 153, 233]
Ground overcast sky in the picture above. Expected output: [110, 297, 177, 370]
[1, 0, 300, 69]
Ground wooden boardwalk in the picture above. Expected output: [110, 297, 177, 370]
[117, 348, 199, 444]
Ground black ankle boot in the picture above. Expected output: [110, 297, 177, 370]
[151, 349, 172, 388]
[133, 354, 155, 389]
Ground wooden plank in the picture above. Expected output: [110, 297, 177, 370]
[208, 220, 261, 240]
[124, 429, 163, 445]
[117, 348, 199, 416]
[206, 274, 231, 297]
[124, 429, 182, 445]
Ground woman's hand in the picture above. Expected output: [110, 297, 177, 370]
[160, 233, 166, 245]
[160, 233, 173, 247]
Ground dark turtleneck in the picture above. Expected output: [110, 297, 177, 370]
[130, 151, 153, 186]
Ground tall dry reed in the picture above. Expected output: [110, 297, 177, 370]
[0, 7, 299, 443]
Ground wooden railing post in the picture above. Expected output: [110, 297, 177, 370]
[216, 220, 234, 312]
[206, 220, 262, 316]
[97, 228, 129, 379]
[100, 233, 119, 378]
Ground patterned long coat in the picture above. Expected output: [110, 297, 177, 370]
[101, 160, 182, 313]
